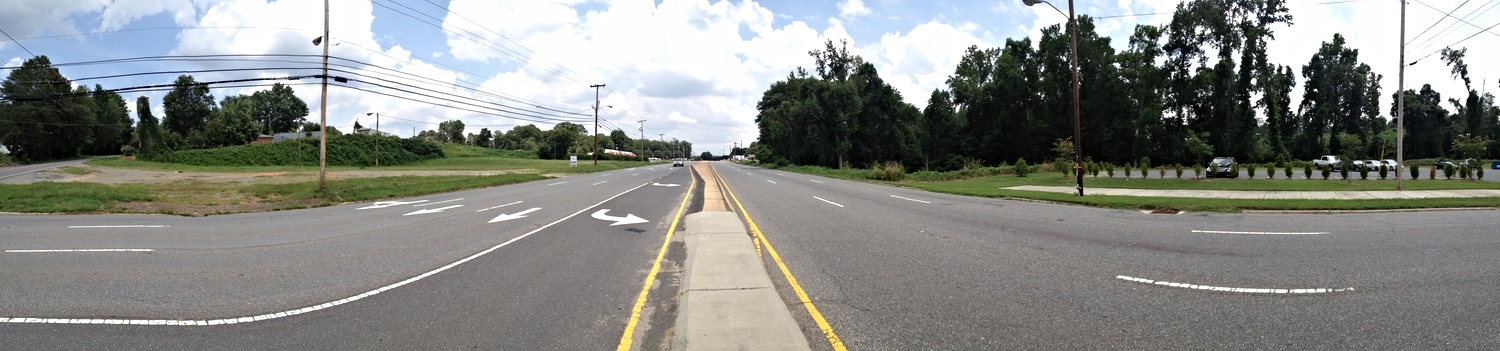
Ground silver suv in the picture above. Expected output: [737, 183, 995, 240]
[673, 158, 684, 167]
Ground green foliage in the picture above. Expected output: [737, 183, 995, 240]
[1459, 163, 1469, 180]
[1411, 163, 1421, 180]
[868, 161, 906, 181]
[1013, 158, 1029, 177]
[1247, 163, 1256, 178]
[250, 83, 308, 134]
[1305, 164, 1314, 179]
[141, 134, 444, 167]
[162, 75, 215, 138]
[1139, 157, 1151, 177]
[1105, 162, 1116, 178]
[1, 56, 98, 161]
[1443, 163, 1455, 179]
[1379, 164, 1388, 179]
[1339, 163, 1350, 180]
[1174, 163, 1184, 178]
[1321, 166, 1331, 180]
[0, 182, 152, 213]
[121, 145, 137, 156]
[1285, 164, 1294, 179]
[1123, 162, 1133, 178]
[1476, 163, 1485, 179]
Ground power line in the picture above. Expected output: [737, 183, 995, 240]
[1410, 0, 1500, 51]
[418, 0, 600, 84]
[1408, 21, 1500, 65]
[370, 0, 598, 85]
[1410, 0, 1500, 44]
[0, 28, 37, 57]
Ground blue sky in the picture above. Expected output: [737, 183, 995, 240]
[2, 0, 1496, 155]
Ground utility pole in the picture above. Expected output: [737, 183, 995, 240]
[659, 133, 664, 142]
[366, 112, 380, 168]
[590, 84, 605, 165]
[1397, 0, 1406, 190]
[638, 119, 646, 159]
[317, 0, 330, 191]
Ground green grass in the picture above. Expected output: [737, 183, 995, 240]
[252, 173, 549, 204]
[0, 182, 153, 213]
[91, 153, 654, 174]
[754, 164, 1500, 212]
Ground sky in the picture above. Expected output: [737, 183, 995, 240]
[2, 0, 1497, 156]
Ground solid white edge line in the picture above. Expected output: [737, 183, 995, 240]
[1190, 230, 1329, 235]
[412, 198, 464, 207]
[1115, 275, 1353, 294]
[5, 249, 154, 253]
[67, 225, 169, 228]
[0, 182, 654, 326]
[548, 181, 568, 186]
[813, 196, 845, 207]
[890, 195, 931, 204]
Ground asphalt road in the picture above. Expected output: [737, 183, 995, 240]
[0, 164, 694, 349]
[712, 162, 1500, 350]
[0, 157, 95, 182]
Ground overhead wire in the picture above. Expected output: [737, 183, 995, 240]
[370, 0, 599, 85]
[417, 0, 601, 84]
[1410, 0, 1500, 51]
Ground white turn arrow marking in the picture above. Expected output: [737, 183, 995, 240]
[592, 209, 649, 226]
[358, 200, 428, 209]
[651, 182, 681, 187]
[404, 205, 463, 216]
[489, 208, 541, 223]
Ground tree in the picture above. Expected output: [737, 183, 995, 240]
[0, 56, 95, 161]
[162, 75, 215, 138]
[701, 151, 714, 160]
[438, 120, 466, 144]
[609, 129, 632, 153]
[539, 122, 584, 159]
[134, 96, 163, 156]
[250, 83, 308, 135]
[87, 85, 131, 155]
[476, 128, 493, 148]
[203, 95, 260, 147]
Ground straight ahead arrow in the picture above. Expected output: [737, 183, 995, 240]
[591, 209, 648, 226]
[488, 208, 541, 223]
[404, 205, 463, 216]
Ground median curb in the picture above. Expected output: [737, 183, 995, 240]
[671, 164, 811, 351]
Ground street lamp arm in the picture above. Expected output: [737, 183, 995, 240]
[1024, 0, 1067, 17]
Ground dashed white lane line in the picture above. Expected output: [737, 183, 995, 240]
[1191, 230, 1329, 235]
[5, 249, 154, 253]
[548, 181, 568, 186]
[890, 195, 931, 204]
[809, 180, 824, 184]
[814, 196, 845, 208]
[1116, 275, 1353, 294]
[475, 201, 523, 212]
[68, 225, 169, 228]
[0, 182, 654, 326]
[766, 180, 777, 184]
[413, 198, 464, 207]
[593, 181, 607, 186]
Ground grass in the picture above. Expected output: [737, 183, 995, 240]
[91, 153, 654, 174]
[755, 164, 1500, 212]
[0, 182, 153, 213]
[250, 174, 548, 204]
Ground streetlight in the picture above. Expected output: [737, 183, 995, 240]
[366, 112, 381, 168]
[1023, 0, 1084, 196]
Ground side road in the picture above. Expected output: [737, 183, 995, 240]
[672, 163, 811, 350]
[1007, 185, 1500, 199]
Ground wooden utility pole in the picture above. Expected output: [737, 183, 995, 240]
[318, 0, 329, 191]
[591, 84, 605, 165]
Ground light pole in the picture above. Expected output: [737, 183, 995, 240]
[366, 112, 381, 168]
[1024, 0, 1084, 196]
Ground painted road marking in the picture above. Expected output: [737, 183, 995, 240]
[809, 180, 824, 184]
[488, 208, 541, 223]
[1191, 230, 1329, 235]
[814, 196, 845, 208]
[766, 180, 777, 184]
[592, 209, 648, 226]
[1116, 275, 1353, 294]
[475, 201, 523, 212]
[67, 225, 169, 228]
[632, 173, 640, 176]
[718, 166, 847, 350]
[404, 205, 463, 216]
[5, 249, 153, 253]
[890, 195, 931, 204]
[548, 181, 568, 186]
[593, 181, 608, 186]
[356, 200, 428, 209]
[617, 174, 695, 350]
[0, 183, 654, 326]
[413, 198, 463, 207]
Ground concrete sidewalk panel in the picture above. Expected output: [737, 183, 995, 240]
[682, 233, 774, 290]
[674, 289, 812, 351]
[685, 211, 745, 235]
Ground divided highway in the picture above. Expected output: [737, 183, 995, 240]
[711, 162, 1500, 349]
[1, 165, 693, 349]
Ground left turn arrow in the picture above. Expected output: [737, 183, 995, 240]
[404, 205, 463, 216]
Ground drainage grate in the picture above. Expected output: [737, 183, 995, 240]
[1149, 208, 1181, 214]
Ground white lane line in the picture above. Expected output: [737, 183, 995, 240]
[68, 225, 169, 228]
[0, 183, 654, 326]
[814, 196, 845, 208]
[475, 201, 523, 212]
[6, 249, 154, 253]
[632, 173, 640, 176]
[809, 180, 824, 184]
[1116, 275, 1353, 294]
[766, 180, 776, 184]
[1190, 230, 1328, 235]
[413, 198, 464, 207]
[890, 195, 931, 204]
[548, 181, 568, 186]
[592, 181, 607, 186]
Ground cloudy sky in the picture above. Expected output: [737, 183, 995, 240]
[2, 0, 1497, 155]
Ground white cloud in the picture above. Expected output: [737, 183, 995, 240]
[99, 0, 201, 31]
[863, 21, 989, 106]
[839, 0, 872, 19]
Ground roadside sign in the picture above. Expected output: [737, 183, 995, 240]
[570, 156, 578, 167]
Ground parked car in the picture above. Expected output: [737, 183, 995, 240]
[1350, 160, 1374, 172]
[1205, 157, 1237, 178]
[1380, 159, 1399, 172]
[673, 158, 684, 167]
[1314, 155, 1342, 170]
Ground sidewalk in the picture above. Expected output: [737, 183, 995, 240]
[1005, 185, 1500, 199]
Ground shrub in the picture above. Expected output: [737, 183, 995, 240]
[868, 161, 906, 181]
[1231, 162, 1240, 178]
[1056, 160, 1073, 177]
[959, 158, 985, 178]
[1477, 163, 1486, 180]
[1105, 162, 1115, 178]
[1124, 163, 1133, 178]
[143, 134, 444, 167]
[1339, 163, 1349, 180]
[1321, 166, 1331, 180]
[1013, 158, 1030, 177]
[1174, 163, 1184, 178]
[1247, 163, 1257, 178]
[1379, 164, 1388, 179]
[1411, 163, 1420, 180]
[1460, 164, 1469, 180]
[1140, 157, 1151, 178]
[120, 145, 137, 157]
[1304, 164, 1313, 179]
[1284, 164, 1293, 179]
[1359, 165, 1368, 180]
[1443, 163, 1455, 179]
[1194, 163, 1201, 178]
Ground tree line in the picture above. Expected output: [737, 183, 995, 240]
[413, 120, 693, 161]
[754, 0, 1499, 172]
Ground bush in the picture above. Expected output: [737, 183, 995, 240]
[1013, 158, 1030, 177]
[1379, 164, 1388, 179]
[120, 145, 137, 157]
[1124, 163, 1133, 178]
[1359, 165, 1369, 180]
[959, 158, 985, 178]
[1304, 164, 1313, 179]
[1339, 163, 1349, 180]
[1104, 162, 1115, 178]
[1443, 163, 1455, 179]
[868, 161, 906, 181]
[1247, 163, 1256, 178]
[142, 134, 444, 167]
[1284, 164, 1293, 179]
[1411, 163, 1420, 180]
[1231, 162, 1240, 178]
[1056, 160, 1073, 177]
[1460, 164, 1469, 180]
[1478, 163, 1486, 180]
[1321, 166, 1331, 180]
[1174, 163, 1184, 178]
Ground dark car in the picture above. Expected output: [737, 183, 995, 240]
[1205, 157, 1237, 178]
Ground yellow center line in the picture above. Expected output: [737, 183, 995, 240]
[616, 172, 697, 351]
[714, 164, 848, 351]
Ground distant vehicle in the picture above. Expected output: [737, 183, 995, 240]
[1314, 155, 1342, 170]
[1380, 159, 1399, 172]
[1205, 157, 1237, 178]
[673, 158, 684, 167]
[1351, 160, 1378, 172]
[1365, 160, 1382, 172]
